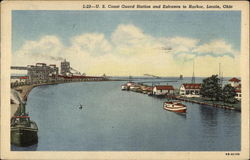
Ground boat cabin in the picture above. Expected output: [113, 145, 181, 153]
[11, 115, 31, 127]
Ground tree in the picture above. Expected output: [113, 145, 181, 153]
[200, 75, 222, 101]
[222, 84, 237, 103]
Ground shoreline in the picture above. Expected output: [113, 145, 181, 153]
[11, 85, 38, 117]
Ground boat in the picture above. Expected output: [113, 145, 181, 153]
[11, 101, 38, 146]
[163, 101, 187, 113]
[121, 84, 129, 90]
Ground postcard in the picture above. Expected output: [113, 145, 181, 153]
[1, 1, 249, 159]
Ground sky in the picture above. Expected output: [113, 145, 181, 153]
[12, 10, 241, 77]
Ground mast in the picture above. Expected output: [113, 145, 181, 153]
[219, 63, 223, 87]
[20, 102, 26, 116]
[191, 60, 195, 83]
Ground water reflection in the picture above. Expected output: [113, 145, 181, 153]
[175, 112, 187, 119]
[199, 105, 219, 139]
[199, 105, 218, 125]
[11, 143, 38, 151]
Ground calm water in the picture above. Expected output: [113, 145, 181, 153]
[12, 78, 240, 151]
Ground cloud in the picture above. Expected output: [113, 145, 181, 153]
[15, 35, 64, 60]
[111, 24, 149, 47]
[166, 37, 199, 53]
[175, 53, 196, 61]
[70, 33, 112, 57]
[111, 24, 162, 56]
[193, 39, 238, 57]
[13, 24, 240, 77]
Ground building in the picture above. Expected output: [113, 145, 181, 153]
[48, 64, 59, 80]
[10, 76, 29, 83]
[153, 85, 174, 96]
[228, 78, 241, 101]
[228, 77, 241, 87]
[27, 63, 59, 82]
[19, 76, 29, 82]
[235, 84, 241, 101]
[140, 86, 153, 94]
[61, 59, 71, 76]
[179, 83, 201, 97]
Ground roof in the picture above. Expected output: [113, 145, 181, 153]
[154, 85, 174, 90]
[235, 89, 241, 93]
[229, 77, 240, 82]
[182, 83, 201, 89]
[235, 84, 241, 93]
[19, 76, 29, 79]
[146, 86, 153, 91]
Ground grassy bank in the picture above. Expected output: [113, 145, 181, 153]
[176, 96, 241, 111]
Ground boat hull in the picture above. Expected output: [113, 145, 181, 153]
[163, 106, 187, 113]
[11, 122, 38, 147]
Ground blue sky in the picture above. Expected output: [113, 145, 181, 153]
[12, 10, 241, 76]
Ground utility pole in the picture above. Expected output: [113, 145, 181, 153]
[219, 63, 223, 87]
[191, 60, 195, 83]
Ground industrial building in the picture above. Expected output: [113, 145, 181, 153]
[11, 59, 107, 88]
[27, 63, 59, 82]
[61, 59, 71, 76]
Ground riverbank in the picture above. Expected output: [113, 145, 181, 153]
[169, 96, 241, 112]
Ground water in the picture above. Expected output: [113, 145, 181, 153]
[11, 78, 240, 151]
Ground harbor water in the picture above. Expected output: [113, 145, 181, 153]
[12, 78, 241, 151]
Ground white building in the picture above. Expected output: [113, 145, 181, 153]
[228, 77, 241, 87]
[179, 83, 201, 97]
[228, 78, 241, 101]
[235, 87, 241, 101]
[153, 85, 174, 96]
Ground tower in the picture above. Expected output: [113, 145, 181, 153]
[60, 59, 71, 76]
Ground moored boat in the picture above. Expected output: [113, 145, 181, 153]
[11, 115, 38, 146]
[121, 84, 129, 90]
[11, 93, 38, 147]
[163, 101, 187, 113]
